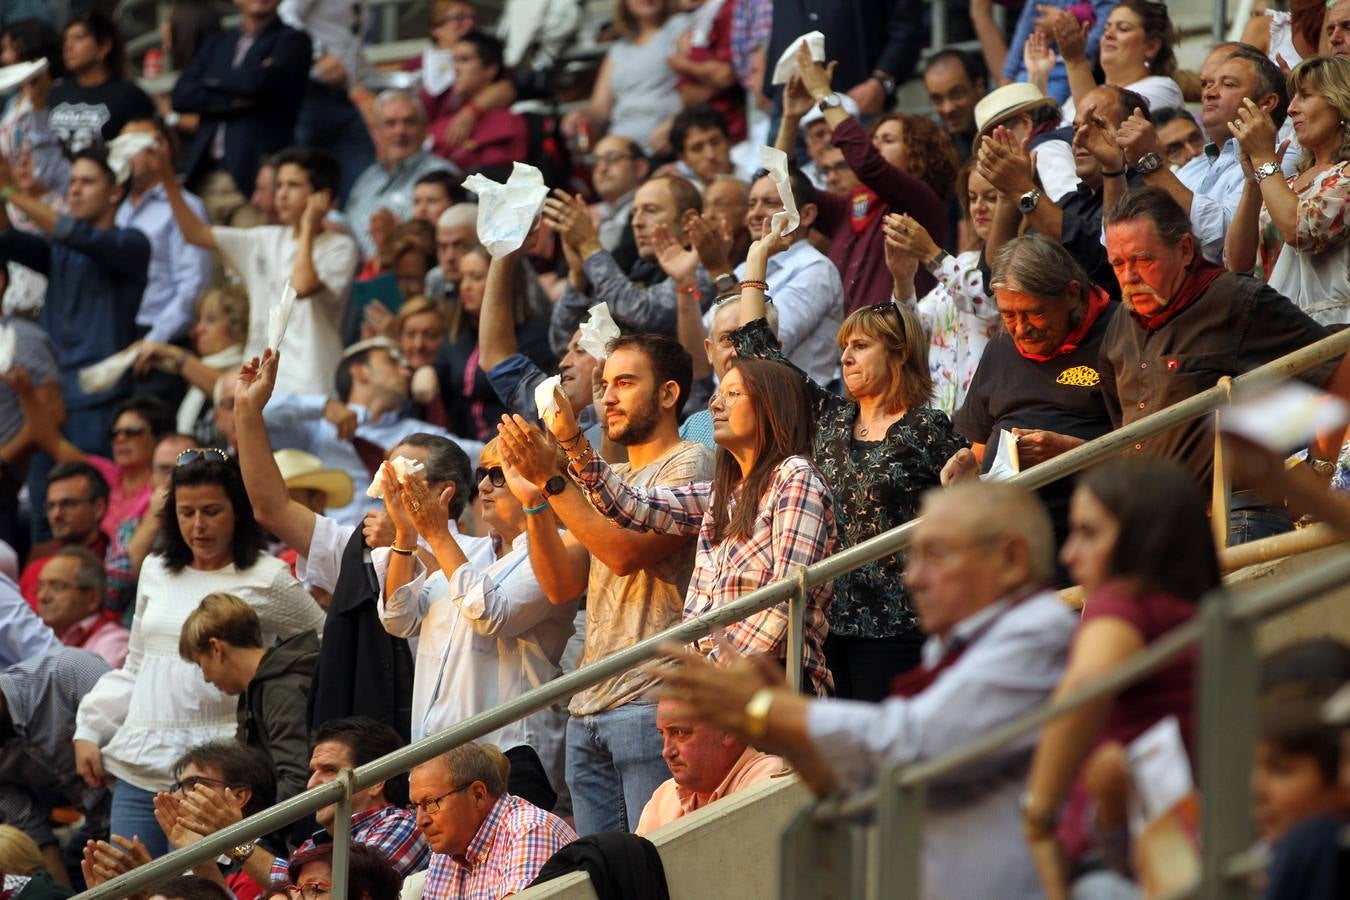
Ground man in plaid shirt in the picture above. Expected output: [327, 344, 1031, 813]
[412, 742, 576, 900]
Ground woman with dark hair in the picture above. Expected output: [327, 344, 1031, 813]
[71, 452, 323, 858]
[288, 843, 401, 900]
[1050, 0, 1184, 125]
[498, 354, 837, 696]
[47, 9, 156, 152]
[1021, 457, 1219, 898]
[729, 224, 966, 699]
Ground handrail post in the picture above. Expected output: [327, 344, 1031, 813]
[787, 566, 808, 694]
[780, 801, 857, 900]
[331, 769, 355, 900]
[1197, 592, 1257, 900]
[874, 766, 924, 900]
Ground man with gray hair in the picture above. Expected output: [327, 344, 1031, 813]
[943, 234, 1115, 551]
[655, 480, 1078, 900]
[37, 546, 127, 668]
[345, 90, 455, 260]
[410, 742, 576, 900]
[425, 203, 480, 305]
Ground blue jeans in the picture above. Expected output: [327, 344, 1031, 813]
[110, 781, 169, 858]
[1227, 507, 1293, 545]
[565, 701, 669, 835]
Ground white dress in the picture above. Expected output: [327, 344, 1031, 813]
[73, 553, 325, 792]
[1259, 160, 1350, 326]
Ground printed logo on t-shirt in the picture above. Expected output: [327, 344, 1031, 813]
[49, 102, 112, 153]
[1056, 365, 1101, 387]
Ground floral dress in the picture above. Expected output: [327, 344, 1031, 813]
[731, 318, 968, 639]
[896, 249, 1002, 417]
[1258, 159, 1350, 326]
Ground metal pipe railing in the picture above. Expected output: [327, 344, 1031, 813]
[79, 323, 1350, 898]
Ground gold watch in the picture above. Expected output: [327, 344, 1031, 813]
[226, 840, 258, 863]
[743, 688, 777, 741]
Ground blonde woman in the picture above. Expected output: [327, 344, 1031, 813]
[1226, 55, 1350, 325]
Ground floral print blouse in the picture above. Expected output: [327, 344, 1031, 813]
[895, 249, 1002, 417]
[731, 318, 968, 639]
[1258, 160, 1350, 325]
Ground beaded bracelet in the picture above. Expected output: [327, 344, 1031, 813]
[739, 279, 768, 291]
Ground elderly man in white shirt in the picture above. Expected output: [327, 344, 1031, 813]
[1117, 43, 1288, 263]
[263, 338, 484, 527]
[656, 480, 1077, 900]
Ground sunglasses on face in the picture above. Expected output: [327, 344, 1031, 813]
[110, 425, 148, 440]
[176, 448, 231, 466]
[475, 466, 506, 488]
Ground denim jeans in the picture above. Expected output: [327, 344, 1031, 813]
[565, 701, 669, 835]
[110, 781, 169, 858]
[1227, 506, 1293, 546]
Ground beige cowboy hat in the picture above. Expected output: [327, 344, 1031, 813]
[974, 82, 1059, 139]
[274, 449, 354, 509]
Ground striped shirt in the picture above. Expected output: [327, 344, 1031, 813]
[422, 794, 576, 900]
[270, 803, 430, 881]
[343, 151, 454, 259]
[572, 454, 836, 695]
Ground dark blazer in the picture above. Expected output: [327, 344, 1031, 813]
[171, 17, 313, 193]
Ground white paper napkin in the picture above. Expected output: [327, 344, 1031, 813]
[771, 31, 825, 85]
[365, 456, 427, 500]
[78, 346, 140, 394]
[1220, 382, 1350, 453]
[534, 374, 562, 428]
[577, 302, 621, 359]
[461, 162, 549, 256]
[105, 131, 158, 185]
[0, 324, 15, 374]
[980, 429, 1021, 482]
[267, 281, 297, 351]
[0, 59, 47, 94]
[759, 146, 800, 236]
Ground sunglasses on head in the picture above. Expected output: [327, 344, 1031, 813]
[176, 448, 231, 466]
[475, 465, 506, 488]
[868, 299, 901, 314]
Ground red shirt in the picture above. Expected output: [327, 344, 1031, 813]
[428, 91, 528, 173]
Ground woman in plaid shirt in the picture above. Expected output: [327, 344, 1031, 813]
[499, 356, 837, 696]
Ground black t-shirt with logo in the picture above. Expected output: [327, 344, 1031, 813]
[48, 77, 157, 153]
[955, 303, 1118, 552]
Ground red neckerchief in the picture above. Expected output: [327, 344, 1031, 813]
[1129, 259, 1225, 331]
[889, 591, 1036, 698]
[849, 185, 884, 234]
[1004, 285, 1112, 362]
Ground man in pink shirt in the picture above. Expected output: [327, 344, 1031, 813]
[36, 546, 128, 668]
[635, 697, 783, 835]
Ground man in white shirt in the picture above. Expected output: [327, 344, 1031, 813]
[1117, 44, 1287, 263]
[657, 480, 1077, 900]
[160, 144, 358, 398]
[263, 337, 483, 527]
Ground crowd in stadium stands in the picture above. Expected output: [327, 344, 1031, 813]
[1, 0, 1350, 898]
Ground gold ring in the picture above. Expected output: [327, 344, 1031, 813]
[410, 500, 422, 512]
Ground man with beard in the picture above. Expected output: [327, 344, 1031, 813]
[511, 332, 714, 835]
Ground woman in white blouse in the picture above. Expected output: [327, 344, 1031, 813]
[72, 451, 325, 857]
[376, 438, 584, 799]
[1226, 55, 1350, 326]
[885, 161, 1002, 417]
[1052, 0, 1185, 127]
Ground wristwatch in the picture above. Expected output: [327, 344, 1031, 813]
[743, 688, 777, 741]
[817, 93, 842, 113]
[1306, 456, 1337, 477]
[542, 475, 568, 497]
[226, 840, 257, 863]
[871, 69, 897, 97]
[1019, 792, 1058, 840]
[713, 272, 738, 295]
[1018, 189, 1042, 214]
[1134, 152, 1164, 174]
[1254, 161, 1283, 183]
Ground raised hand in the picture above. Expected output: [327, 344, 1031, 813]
[782, 73, 816, 120]
[1073, 112, 1125, 171]
[398, 469, 454, 539]
[1227, 97, 1279, 165]
[1038, 4, 1086, 61]
[883, 213, 941, 263]
[1023, 29, 1056, 91]
[977, 126, 1037, 197]
[304, 191, 333, 235]
[502, 458, 545, 507]
[745, 215, 792, 274]
[652, 221, 700, 286]
[497, 414, 568, 489]
[687, 211, 733, 275]
[1116, 108, 1160, 167]
[794, 43, 838, 102]
[235, 349, 279, 414]
[542, 189, 600, 252]
[379, 463, 419, 540]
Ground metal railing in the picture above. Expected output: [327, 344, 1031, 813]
[78, 323, 1350, 900]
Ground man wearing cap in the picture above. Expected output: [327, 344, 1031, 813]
[262, 337, 484, 527]
[973, 82, 1080, 208]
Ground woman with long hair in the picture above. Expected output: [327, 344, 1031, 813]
[729, 223, 965, 699]
[71, 452, 324, 857]
[1226, 54, 1350, 324]
[496, 354, 837, 696]
[1021, 457, 1219, 897]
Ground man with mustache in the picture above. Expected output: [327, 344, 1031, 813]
[943, 234, 1115, 557]
[1099, 186, 1350, 543]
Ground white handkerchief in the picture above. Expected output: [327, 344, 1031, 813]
[0, 324, 15, 373]
[78, 345, 140, 394]
[1127, 716, 1194, 827]
[1220, 382, 1350, 453]
[461, 162, 549, 256]
[105, 131, 158, 185]
[980, 429, 1021, 482]
[535, 374, 562, 428]
[365, 456, 427, 500]
[771, 31, 825, 85]
[578, 302, 621, 359]
[759, 146, 800, 236]
[267, 281, 297, 351]
[0, 59, 47, 93]
[420, 46, 456, 97]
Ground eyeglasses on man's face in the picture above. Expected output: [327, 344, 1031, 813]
[406, 782, 473, 816]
